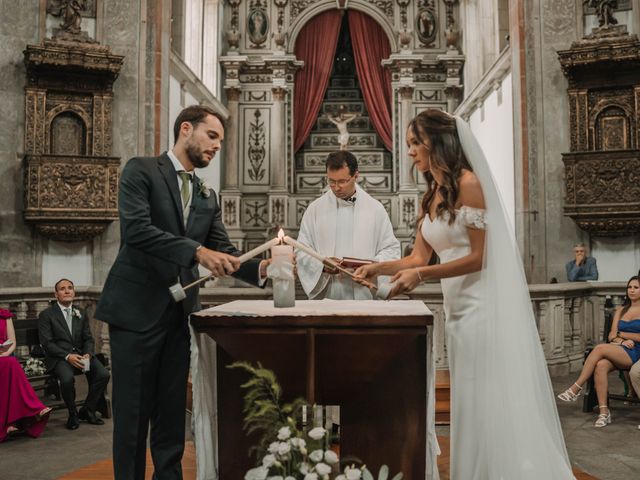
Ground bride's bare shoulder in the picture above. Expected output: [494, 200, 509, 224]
[457, 170, 485, 209]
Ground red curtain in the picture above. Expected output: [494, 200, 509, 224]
[347, 10, 393, 151]
[293, 10, 343, 152]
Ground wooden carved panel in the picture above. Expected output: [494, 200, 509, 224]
[23, 39, 123, 241]
[24, 155, 120, 241]
[558, 25, 640, 236]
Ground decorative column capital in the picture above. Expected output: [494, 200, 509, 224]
[225, 86, 241, 102]
[398, 85, 415, 100]
[220, 54, 249, 90]
[272, 86, 288, 101]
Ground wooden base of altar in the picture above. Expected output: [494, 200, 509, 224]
[191, 300, 433, 480]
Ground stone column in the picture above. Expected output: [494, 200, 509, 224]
[269, 86, 289, 228]
[398, 85, 415, 191]
[222, 86, 241, 191]
[270, 87, 287, 191]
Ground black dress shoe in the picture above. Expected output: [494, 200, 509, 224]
[78, 408, 104, 425]
[66, 414, 80, 430]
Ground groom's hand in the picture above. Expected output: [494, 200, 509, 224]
[196, 247, 240, 277]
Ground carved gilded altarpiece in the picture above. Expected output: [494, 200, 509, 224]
[558, 17, 640, 237]
[23, 1, 124, 242]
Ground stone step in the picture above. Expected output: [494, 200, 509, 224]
[296, 150, 391, 171]
[308, 132, 384, 150]
[325, 89, 362, 101]
[329, 77, 356, 88]
[435, 369, 450, 425]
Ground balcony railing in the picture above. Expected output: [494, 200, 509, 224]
[1, 281, 625, 376]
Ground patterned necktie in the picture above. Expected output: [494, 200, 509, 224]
[64, 307, 72, 333]
[177, 171, 192, 207]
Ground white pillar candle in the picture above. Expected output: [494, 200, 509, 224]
[270, 243, 295, 308]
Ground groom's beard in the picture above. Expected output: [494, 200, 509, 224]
[186, 142, 211, 169]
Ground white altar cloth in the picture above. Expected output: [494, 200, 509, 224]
[189, 299, 437, 480]
[191, 299, 431, 318]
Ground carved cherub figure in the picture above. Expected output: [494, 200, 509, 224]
[47, 0, 87, 34]
[583, 0, 618, 28]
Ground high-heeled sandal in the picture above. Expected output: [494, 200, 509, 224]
[6, 424, 18, 435]
[594, 407, 611, 428]
[35, 407, 52, 420]
[557, 383, 583, 402]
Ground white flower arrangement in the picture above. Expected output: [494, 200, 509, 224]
[230, 362, 403, 480]
[198, 179, 212, 198]
[23, 357, 46, 377]
[72, 307, 81, 319]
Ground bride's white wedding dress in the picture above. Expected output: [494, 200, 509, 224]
[420, 117, 576, 480]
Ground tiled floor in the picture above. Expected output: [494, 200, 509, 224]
[1, 373, 639, 480]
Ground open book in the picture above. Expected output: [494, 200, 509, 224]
[339, 257, 373, 269]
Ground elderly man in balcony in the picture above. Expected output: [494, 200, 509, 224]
[566, 242, 599, 282]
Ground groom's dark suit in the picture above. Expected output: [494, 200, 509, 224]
[96, 153, 261, 480]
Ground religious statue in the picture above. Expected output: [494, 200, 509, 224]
[326, 109, 360, 151]
[248, 9, 269, 47]
[583, 0, 618, 28]
[47, 0, 86, 35]
[416, 8, 437, 45]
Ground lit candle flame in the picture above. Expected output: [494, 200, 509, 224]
[277, 228, 285, 242]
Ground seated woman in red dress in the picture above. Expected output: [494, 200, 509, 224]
[0, 308, 51, 442]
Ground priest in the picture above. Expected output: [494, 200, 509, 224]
[296, 150, 400, 299]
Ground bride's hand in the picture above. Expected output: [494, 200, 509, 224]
[353, 263, 380, 283]
[388, 268, 422, 297]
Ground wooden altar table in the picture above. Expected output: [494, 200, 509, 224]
[190, 299, 433, 479]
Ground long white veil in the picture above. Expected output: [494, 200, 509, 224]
[454, 116, 575, 479]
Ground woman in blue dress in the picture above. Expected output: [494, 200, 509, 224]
[558, 274, 640, 427]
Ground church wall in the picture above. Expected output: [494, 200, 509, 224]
[519, 0, 584, 284]
[592, 238, 640, 282]
[467, 72, 515, 230]
[0, 1, 44, 287]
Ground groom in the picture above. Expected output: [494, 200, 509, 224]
[96, 105, 267, 479]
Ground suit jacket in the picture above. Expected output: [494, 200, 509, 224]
[95, 153, 261, 332]
[38, 303, 95, 372]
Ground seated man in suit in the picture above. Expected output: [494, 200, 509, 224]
[38, 278, 110, 430]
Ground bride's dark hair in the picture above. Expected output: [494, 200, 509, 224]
[410, 109, 473, 225]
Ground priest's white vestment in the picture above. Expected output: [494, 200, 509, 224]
[296, 184, 400, 300]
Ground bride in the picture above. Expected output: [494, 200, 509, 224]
[355, 109, 575, 479]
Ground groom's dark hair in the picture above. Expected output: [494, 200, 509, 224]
[326, 151, 358, 176]
[173, 105, 226, 144]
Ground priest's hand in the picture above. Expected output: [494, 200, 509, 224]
[388, 268, 422, 297]
[323, 257, 342, 274]
[196, 247, 240, 277]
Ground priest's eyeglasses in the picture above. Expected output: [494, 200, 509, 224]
[327, 176, 353, 187]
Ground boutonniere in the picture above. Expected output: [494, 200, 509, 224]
[72, 307, 81, 319]
[197, 179, 212, 198]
